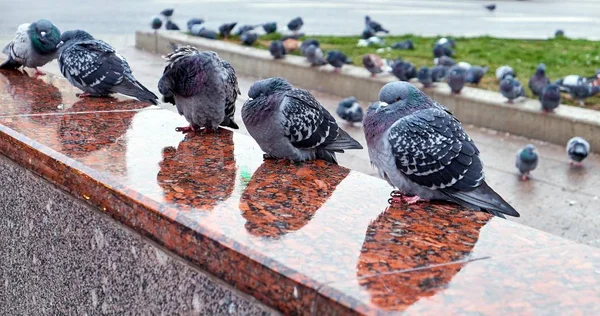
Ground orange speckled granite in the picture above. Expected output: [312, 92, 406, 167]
[0, 69, 599, 315]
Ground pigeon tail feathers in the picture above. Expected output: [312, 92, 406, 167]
[443, 181, 520, 218]
[323, 128, 363, 152]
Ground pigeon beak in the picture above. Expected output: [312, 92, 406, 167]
[40, 31, 47, 37]
[56, 41, 64, 49]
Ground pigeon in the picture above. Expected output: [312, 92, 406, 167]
[151, 16, 163, 31]
[555, 75, 600, 106]
[186, 18, 205, 31]
[326, 50, 352, 72]
[362, 27, 376, 40]
[516, 145, 538, 181]
[496, 65, 516, 81]
[269, 40, 286, 59]
[363, 81, 519, 218]
[431, 65, 448, 82]
[262, 22, 277, 34]
[287, 17, 304, 32]
[165, 20, 180, 31]
[465, 66, 488, 85]
[566, 137, 590, 166]
[447, 66, 467, 94]
[1, 19, 61, 75]
[158, 46, 240, 133]
[391, 40, 414, 50]
[242, 77, 363, 164]
[438, 37, 456, 48]
[304, 45, 326, 66]
[362, 54, 391, 77]
[365, 16, 389, 34]
[57, 30, 158, 104]
[300, 39, 319, 56]
[484, 4, 496, 11]
[433, 43, 453, 58]
[500, 75, 526, 103]
[417, 66, 433, 87]
[160, 8, 174, 18]
[240, 32, 258, 46]
[235, 25, 256, 36]
[190, 25, 217, 39]
[528, 63, 550, 96]
[457, 61, 472, 70]
[218, 22, 237, 38]
[555, 29, 565, 37]
[434, 56, 456, 67]
[337, 96, 364, 124]
[540, 83, 561, 112]
[390, 59, 416, 81]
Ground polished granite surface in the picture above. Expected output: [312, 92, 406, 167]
[1, 69, 599, 315]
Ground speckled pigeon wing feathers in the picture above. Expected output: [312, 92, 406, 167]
[221, 59, 240, 129]
[1, 24, 31, 69]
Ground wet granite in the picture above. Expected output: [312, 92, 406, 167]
[0, 69, 599, 314]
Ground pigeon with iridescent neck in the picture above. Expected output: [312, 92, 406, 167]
[566, 137, 590, 167]
[516, 145, 538, 181]
[1, 19, 61, 75]
[363, 81, 519, 218]
[540, 83, 561, 112]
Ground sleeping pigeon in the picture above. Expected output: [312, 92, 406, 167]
[433, 38, 454, 58]
[190, 25, 217, 39]
[242, 77, 363, 164]
[500, 75, 525, 103]
[496, 65, 516, 81]
[434, 56, 456, 67]
[235, 25, 256, 36]
[447, 66, 466, 94]
[262, 22, 277, 34]
[300, 39, 319, 56]
[391, 40, 414, 50]
[187, 18, 205, 31]
[365, 16, 389, 34]
[431, 65, 448, 82]
[417, 66, 433, 87]
[362, 27, 376, 40]
[516, 144, 538, 181]
[326, 50, 352, 72]
[363, 81, 519, 218]
[160, 8, 174, 18]
[241, 32, 258, 46]
[337, 96, 364, 124]
[218, 22, 237, 38]
[1, 19, 61, 75]
[57, 30, 157, 104]
[151, 16, 163, 31]
[566, 137, 590, 166]
[391, 59, 416, 81]
[465, 65, 488, 85]
[165, 20, 180, 31]
[269, 40, 286, 59]
[304, 45, 326, 66]
[287, 17, 304, 32]
[362, 54, 391, 77]
[158, 46, 240, 133]
[540, 83, 561, 112]
[555, 75, 600, 106]
[528, 63, 550, 96]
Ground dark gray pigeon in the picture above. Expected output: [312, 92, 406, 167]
[484, 4, 496, 11]
[566, 137, 590, 166]
[190, 25, 217, 39]
[555, 75, 599, 106]
[434, 56, 455, 67]
[287, 17, 303, 32]
[540, 83, 561, 112]
[235, 25, 256, 36]
[500, 75, 526, 103]
[363, 81, 519, 218]
[496, 65, 516, 81]
[365, 16, 389, 34]
[241, 32, 258, 46]
[57, 30, 157, 104]
[337, 96, 364, 124]
[326, 50, 352, 72]
[516, 145, 538, 181]
[166, 20, 180, 31]
[433, 42, 453, 58]
[391, 40, 414, 50]
[186, 18, 205, 31]
[528, 63, 550, 96]
[417, 66, 433, 87]
[391, 59, 416, 81]
[362, 27, 376, 39]
[262, 22, 277, 34]
[300, 39, 319, 56]
[447, 66, 466, 94]
[242, 77, 363, 164]
[269, 40, 286, 59]
[1, 19, 61, 75]
[160, 8, 174, 18]
[465, 65, 488, 85]
[151, 16, 163, 31]
[555, 29, 565, 37]
[431, 65, 448, 82]
[158, 46, 240, 133]
[218, 22, 237, 38]
[304, 45, 326, 66]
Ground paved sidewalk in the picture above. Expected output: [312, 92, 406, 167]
[28, 36, 600, 247]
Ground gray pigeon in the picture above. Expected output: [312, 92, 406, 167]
[540, 83, 561, 112]
[434, 56, 456, 67]
[304, 45, 326, 66]
[496, 65, 516, 81]
[326, 50, 352, 72]
[433, 39, 453, 58]
[417, 66, 433, 87]
[431, 65, 448, 82]
[391, 59, 416, 81]
[187, 18, 205, 31]
[151, 16, 163, 31]
[1, 19, 61, 75]
[240, 32, 258, 46]
[57, 30, 157, 104]
[363, 81, 519, 218]
[516, 144, 538, 181]
[218, 22, 237, 38]
[555, 75, 600, 106]
[555, 29, 565, 37]
[262, 22, 277, 34]
[500, 75, 525, 103]
[269, 40, 286, 59]
[336, 96, 364, 124]
[242, 77, 363, 164]
[235, 25, 256, 36]
[190, 25, 217, 39]
[165, 20, 180, 31]
[362, 54, 391, 77]
[465, 66, 488, 85]
[160, 8, 174, 18]
[391, 40, 414, 50]
[158, 46, 240, 133]
[566, 137, 590, 166]
[287, 17, 304, 32]
[365, 16, 389, 34]
[528, 63, 550, 96]
[300, 39, 319, 55]
[447, 66, 466, 94]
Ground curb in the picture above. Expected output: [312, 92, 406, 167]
[136, 30, 600, 153]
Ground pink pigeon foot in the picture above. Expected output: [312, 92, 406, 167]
[33, 67, 46, 76]
[388, 190, 422, 205]
[76, 92, 93, 98]
[175, 125, 196, 134]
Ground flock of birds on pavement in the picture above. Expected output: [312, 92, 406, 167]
[0, 13, 594, 219]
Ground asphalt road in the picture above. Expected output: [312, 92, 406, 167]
[2, 0, 600, 39]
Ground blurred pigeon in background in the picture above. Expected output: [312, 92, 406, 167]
[529, 63, 550, 96]
[57, 30, 157, 104]
[484, 4, 496, 11]
[365, 16, 389, 34]
[566, 137, 590, 166]
[326, 50, 352, 72]
[431, 65, 448, 82]
[417, 66, 433, 87]
[304, 44, 326, 66]
[158, 46, 240, 133]
[500, 75, 526, 103]
[496, 65, 516, 81]
[300, 39, 319, 55]
[391, 40, 414, 50]
[287, 17, 304, 32]
[150, 16, 163, 31]
[555, 29, 565, 37]
[235, 25, 256, 36]
[241, 32, 258, 46]
[242, 77, 363, 164]
[362, 54, 391, 77]
[218, 22, 237, 38]
[447, 66, 467, 94]
[190, 25, 217, 39]
[269, 40, 286, 59]
[434, 56, 456, 67]
[262, 22, 277, 34]
[465, 65, 488, 85]
[187, 18, 205, 31]
[555, 75, 600, 106]
[160, 8, 174, 18]
[540, 83, 561, 112]
[433, 42, 453, 58]
[363, 81, 519, 218]
[391, 59, 416, 81]
[362, 27, 376, 39]
[336, 96, 364, 124]
[516, 145, 538, 181]
[166, 20, 180, 30]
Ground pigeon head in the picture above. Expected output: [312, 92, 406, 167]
[500, 76, 516, 92]
[520, 145, 538, 163]
[248, 77, 292, 99]
[378, 82, 431, 111]
[56, 29, 93, 50]
[365, 16, 371, 23]
[535, 63, 546, 75]
[151, 16, 163, 30]
[28, 19, 61, 54]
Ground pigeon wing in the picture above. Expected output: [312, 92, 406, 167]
[2, 24, 31, 66]
[221, 59, 240, 123]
